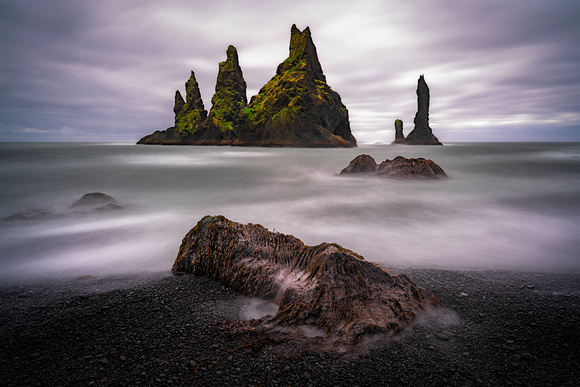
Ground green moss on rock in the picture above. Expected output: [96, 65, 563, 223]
[237, 25, 356, 147]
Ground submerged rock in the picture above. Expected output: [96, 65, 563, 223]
[172, 215, 438, 344]
[4, 192, 122, 221]
[340, 155, 447, 178]
[70, 192, 119, 211]
[396, 75, 442, 145]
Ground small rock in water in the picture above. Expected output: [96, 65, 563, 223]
[459, 292, 468, 297]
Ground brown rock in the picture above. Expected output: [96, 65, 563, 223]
[340, 155, 447, 179]
[172, 215, 438, 344]
[339, 154, 378, 174]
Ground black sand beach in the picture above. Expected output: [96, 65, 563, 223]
[1, 269, 579, 386]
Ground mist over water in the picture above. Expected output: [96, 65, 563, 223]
[1, 142, 579, 282]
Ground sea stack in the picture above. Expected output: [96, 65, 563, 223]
[392, 119, 405, 144]
[236, 25, 356, 147]
[395, 75, 442, 145]
[137, 25, 356, 147]
[173, 215, 437, 344]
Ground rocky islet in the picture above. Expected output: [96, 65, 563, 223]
[340, 154, 447, 179]
[392, 75, 443, 145]
[138, 25, 356, 147]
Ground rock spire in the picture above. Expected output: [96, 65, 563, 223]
[400, 75, 442, 145]
[236, 25, 356, 147]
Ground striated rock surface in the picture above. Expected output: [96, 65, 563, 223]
[340, 155, 447, 178]
[236, 25, 356, 147]
[402, 75, 442, 145]
[172, 215, 437, 344]
[138, 25, 356, 147]
[392, 119, 405, 144]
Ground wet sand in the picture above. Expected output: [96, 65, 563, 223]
[1, 268, 579, 386]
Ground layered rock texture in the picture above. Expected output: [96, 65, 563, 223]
[340, 154, 447, 179]
[392, 75, 442, 145]
[138, 26, 356, 147]
[172, 215, 437, 344]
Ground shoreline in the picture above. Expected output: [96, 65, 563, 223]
[1, 268, 579, 386]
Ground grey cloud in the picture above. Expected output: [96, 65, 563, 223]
[1, 0, 579, 142]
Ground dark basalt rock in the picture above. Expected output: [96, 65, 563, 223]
[172, 215, 437, 344]
[237, 25, 356, 147]
[340, 155, 447, 178]
[138, 25, 356, 148]
[392, 119, 405, 144]
[396, 75, 442, 145]
[70, 192, 118, 210]
[4, 192, 122, 221]
[339, 154, 378, 174]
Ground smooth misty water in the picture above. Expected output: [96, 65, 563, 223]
[1, 142, 579, 282]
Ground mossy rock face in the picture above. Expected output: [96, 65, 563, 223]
[203, 45, 247, 141]
[138, 25, 357, 147]
[173, 215, 438, 344]
[237, 25, 356, 147]
[175, 72, 208, 135]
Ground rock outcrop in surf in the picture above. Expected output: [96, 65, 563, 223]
[340, 155, 447, 178]
[4, 192, 122, 221]
[172, 215, 437, 344]
[392, 75, 442, 145]
[138, 25, 356, 147]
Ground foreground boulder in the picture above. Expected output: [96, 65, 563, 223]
[340, 155, 447, 178]
[173, 215, 438, 344]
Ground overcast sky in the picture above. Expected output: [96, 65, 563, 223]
[1, 0, 579, 143]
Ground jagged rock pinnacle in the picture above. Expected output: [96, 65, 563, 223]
[403, 75, 442, 145]
[206, 45, 247, 135]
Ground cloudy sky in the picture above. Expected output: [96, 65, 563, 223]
[1, 0, 579, 143]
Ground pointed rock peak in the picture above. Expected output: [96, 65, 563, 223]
[174, 90, 185, 116]
[279, 24, 325, 82]
[184, 71, 204, 111]
[226, 45, 239, 63]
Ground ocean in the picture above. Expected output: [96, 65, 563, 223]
[1, 142, 579, 282]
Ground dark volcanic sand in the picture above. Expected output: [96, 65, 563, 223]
[1, 269, 579, 386]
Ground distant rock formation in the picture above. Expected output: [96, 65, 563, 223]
[236, 25, 356, 147]
[138, 47, 245, 145]
[138, 25, 356, 148]
[173, 215, 437, 344]
[340, 155, 447, 178]
[392, 119, 405, 144]
[393, 75, 442, 145]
